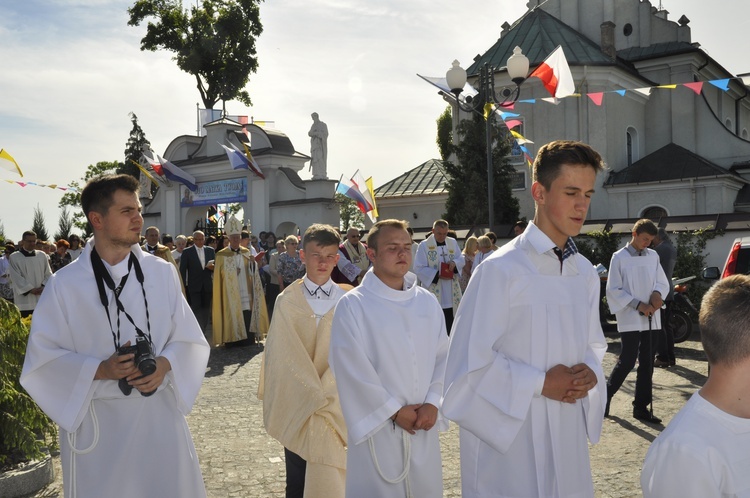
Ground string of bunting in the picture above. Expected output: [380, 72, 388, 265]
[492, 76, 749, 166]
[1, 178, 79, 192]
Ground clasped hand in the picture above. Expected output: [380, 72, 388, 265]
[94, 341, 171, 394]
[542, 363, 598, 404]
[392, 403, 438, 434]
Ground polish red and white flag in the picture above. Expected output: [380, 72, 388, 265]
[529, 45, 575, 99]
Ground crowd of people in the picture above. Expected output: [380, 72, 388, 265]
[3, 140, 746, 497]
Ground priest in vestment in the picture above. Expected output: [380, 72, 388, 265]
[259, 224, 350, 497]
[413, 219, 464, 333]
[330, 220, 449, 497]
[443, 141, 607, 498]
[20, 174, 209, 498]
[331, 227, 370, 286]
[212, 215, 269, 346]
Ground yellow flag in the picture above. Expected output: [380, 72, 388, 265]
[483, 103, 494, 121]
[130, 159, 160, 186]
[657, 84, 677, 89]
[365, 177, 379, 218]
[0, 149, 23, 176]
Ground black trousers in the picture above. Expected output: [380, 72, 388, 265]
[607, 329, 657, 410]
[443, 307, 454, 336]
[188, 288, 212, 334]
[284, 447, 306, 498]
[266, 283, 280, 320]
[656, 302, 675, 362]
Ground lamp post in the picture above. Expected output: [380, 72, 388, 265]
[446, 46, 529, 232]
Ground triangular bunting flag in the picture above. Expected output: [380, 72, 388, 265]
[587, 92, 604, 106]
[504, 119, 523, 130]
[657, 84, 677, 89]
[615, 89, 627, 97]
[708, 79, 730, 91]
[634, 87, 652, 96]
[684, 82, 704, 95]
[0, 149, 23, 177]
[483, 103, 494, 121]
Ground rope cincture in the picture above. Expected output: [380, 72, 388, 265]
[368, 426, 413, 498]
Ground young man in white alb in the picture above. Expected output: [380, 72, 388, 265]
[330, 219, 449, 497]
[443, 141, 607, 497]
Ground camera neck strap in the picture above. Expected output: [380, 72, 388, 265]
[90, 247, 152, 351]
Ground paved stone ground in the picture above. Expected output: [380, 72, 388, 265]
[31, 328, 707, 498]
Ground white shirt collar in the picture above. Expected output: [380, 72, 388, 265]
[303, 276, 335, 299]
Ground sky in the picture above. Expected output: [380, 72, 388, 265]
[1, 0, 748, 241]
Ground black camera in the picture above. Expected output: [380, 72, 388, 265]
[117, 336, 157, 397]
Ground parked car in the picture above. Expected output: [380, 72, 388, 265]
[703, 236, 750, 280]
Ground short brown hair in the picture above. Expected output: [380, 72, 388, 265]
[632, 219, 658, 236]
[302, 224, 340, 251]
[699, 274, 750, 366]
[81, 174, 139, 217]
[532, 140, 605, 189]
[367, 219, 409, 250]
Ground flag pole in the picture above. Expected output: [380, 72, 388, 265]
[332, 174, 344, 202]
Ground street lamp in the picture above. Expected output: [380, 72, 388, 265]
[446, 46, 529, 232]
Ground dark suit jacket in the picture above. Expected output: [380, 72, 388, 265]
[180, 245, 215, 294]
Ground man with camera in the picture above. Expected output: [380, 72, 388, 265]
[21, 174, 210, 498]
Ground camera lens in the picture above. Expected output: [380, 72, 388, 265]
[138, 357, 157, 376]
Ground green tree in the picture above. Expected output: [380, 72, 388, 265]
[336, 193, 364, 231]
[122, 112, 153, 180]
[54, 206, 75, 241]
[59, 161, 121, 235]
[443, 113, 520, 227]
[0, 220, 5, 245]
[436, 106, 452, 160]
[127, 0, 264, 109]
[31, 205, 49, 242]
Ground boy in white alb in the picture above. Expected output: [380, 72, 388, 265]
[259, 224, 350, 498]
[330, 219, 449, 497]
[605, 219, 669, 423]
[443, 141, 607, 497]
[642, 274, 750, 496]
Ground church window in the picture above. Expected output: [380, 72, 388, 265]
[626, 127, 639, 166]
[641, 206, 668, 221]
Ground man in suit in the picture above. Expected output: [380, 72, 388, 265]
[180, 230, 215, 335]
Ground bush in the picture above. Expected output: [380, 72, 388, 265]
[0, 299, 57, 470]
[673, 226, 721, 311]
[575, 228, 622, 268]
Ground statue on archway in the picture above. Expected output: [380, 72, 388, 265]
[308, 112, 328, 180]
